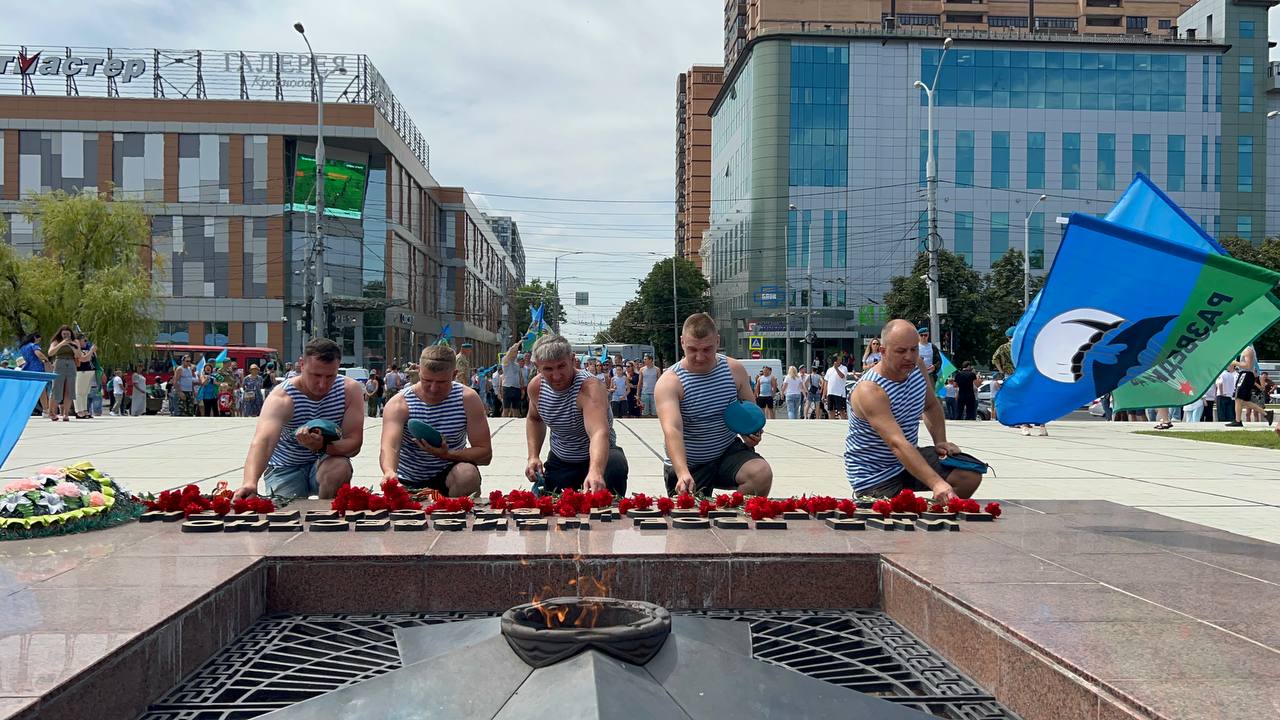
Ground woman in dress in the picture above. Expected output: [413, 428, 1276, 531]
[130, 365, 148, 416]
[241, 364, 265, 417]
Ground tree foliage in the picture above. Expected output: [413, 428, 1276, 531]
[1219, 235, 1280, 359]
[0, 191, 159, 367]
[883, 249, 1044, 368]
[513, 279, 567, 335]
[593, 258, 709, 364]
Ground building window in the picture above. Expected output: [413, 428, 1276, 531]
[1239, 20, 1255, 38]
[899, 14, 940, 26]
[1166, 135, 1185, 191]
[1126, 16, 1148, 31]
[1028, 213, 1045, 269]
[990, 212, 1010, 259]
[1132, 134, 1151, 177]
[946, 13, 984, 23]
[788, 44, 849, 188]
[955, 131, 974, 187]
[988, 16, 1028, 28]
[1158, 19, 1171, 30]
[1097, 133, 1115, 190]
[787, 211, 798, 268]
[837, 210, 847, 267]
[1215, 56, 1222, 111]
[991, 131, 1010, 189]
[1236, 216, 1252, 238]
[1237, 136, 1253, 192]
[823, 211, 834, 268]
[1200, 136, 1209, 191]
[1086, 16, 1122, 27]
[1239, 57, 1253, 112]
[1201, 56, 1210, 112]
[1027, 132, 1045, 189]
[1062, 133, 1081, 190]
[1214, 136, 1221, 190]
[954, 212, 973, 266]
[1035, 17, 1078, 30]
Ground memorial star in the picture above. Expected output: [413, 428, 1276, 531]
[1178, 381, 1194, 396]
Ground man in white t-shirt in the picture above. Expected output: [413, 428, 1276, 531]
[1215, 368, 1237, 423]
[822, 355, 848, 420]
[110, 371, 125, 415]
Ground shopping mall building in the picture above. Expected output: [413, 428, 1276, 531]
[701, 0, 1278, 358]
[0, 46, 519, 366]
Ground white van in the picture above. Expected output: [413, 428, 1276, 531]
[737, 358, 785, 395]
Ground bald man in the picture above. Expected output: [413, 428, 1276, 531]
[844, 319, 981, 501]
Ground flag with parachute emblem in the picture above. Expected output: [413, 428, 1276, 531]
[995, 211, 1280, 426]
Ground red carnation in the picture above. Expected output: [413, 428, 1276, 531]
[675, 492, 696, 509]
[589, 489, 613, 509]
[557, 502, 578, 518]
[617, 497, 634, 515]
[871, 500, 892, 518]
[985, 501, 1002, 518]
[836, 499, 856, 516]
[729, 491, 744, 508]
[210, 496, 232, 516]
[489, 489, 507, 509]
[368, 495, 388, 511]
[715, 494, 731, 508]
[182, 501, 204, 518]
[698, 499, 712, 517]
[656, 497, 675, 514]
[632, 493, 654, 510]
[536, 495, 555, 516]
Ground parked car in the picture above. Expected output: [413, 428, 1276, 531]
[339, 366, 370, 385]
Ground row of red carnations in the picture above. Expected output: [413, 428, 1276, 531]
[866, 489, 1002, 519]
[143, 483, 275, 517]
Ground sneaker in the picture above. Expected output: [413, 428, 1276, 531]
[1020, 426, 1031, 436]
[1038, 426, 1049, 436]
[1225, 421, 1244, 427]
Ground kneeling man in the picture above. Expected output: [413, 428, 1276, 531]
[235, 338, 365, 500]
[656, 313, 772, 496]
[380, 345, 491, 497]
[525, 335, 628, 494]
[846, 319, 982, 500]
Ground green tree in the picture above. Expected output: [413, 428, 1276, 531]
[882, 249, 986, 366]
[977, 250, 1045, 363]
[513, 279, 567, 335]
[0, 191, 158, 366]
[595, 258, 709, 364]
[1220, 235, 1280, 359]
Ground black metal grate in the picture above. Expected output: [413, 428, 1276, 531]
[139, 610, 1017, 720]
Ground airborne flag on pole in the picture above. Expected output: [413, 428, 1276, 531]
[995, 209, 1280, 426]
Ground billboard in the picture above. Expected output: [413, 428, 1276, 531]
[289, 154, 368, 219]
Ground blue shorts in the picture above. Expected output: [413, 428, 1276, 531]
[262, 456, 349, 497]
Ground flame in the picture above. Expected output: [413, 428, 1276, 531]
[524, 556, 616, 630]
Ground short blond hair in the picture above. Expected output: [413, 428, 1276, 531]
[419, 345, 457, 374]
[682, 312, 718, 339]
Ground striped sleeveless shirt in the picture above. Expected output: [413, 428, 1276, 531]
[538, 370, 615, 462]
[268, 376, 349, 468]
[674, 355, 739, 465]
[398, 383, 469, 482]
[844, 367, 927, 492]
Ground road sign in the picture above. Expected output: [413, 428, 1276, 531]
[750, 350, 762, 359]
[748, 336, 764, 351]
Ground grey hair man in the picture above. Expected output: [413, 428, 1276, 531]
[525, 334, 628, 494]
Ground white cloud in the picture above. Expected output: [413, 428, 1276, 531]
[8, 0, 723, 341]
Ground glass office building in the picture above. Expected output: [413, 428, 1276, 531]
[704, 28, 1253, 357]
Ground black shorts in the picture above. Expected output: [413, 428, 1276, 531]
[543, 448, 629, 496]
[755, 396, 773, 409]
[861, 446, 957, 498]
[402, 462, 458, 493]
[664, 438, 762, 495]
[502, 387, 522, 408]
[826, 394, 846, 412]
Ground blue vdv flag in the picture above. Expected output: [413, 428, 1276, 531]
[996, 212, 1280, 426]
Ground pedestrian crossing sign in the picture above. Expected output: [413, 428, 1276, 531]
[748, 336, 764, 351]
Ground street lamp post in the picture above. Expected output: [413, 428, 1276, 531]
[1024, 194, 1048, 308]
[551, 251, 588, 333]
[783, 203, 796, 370]
[295, 22, 346, 342]
[913, 37, 952, 343]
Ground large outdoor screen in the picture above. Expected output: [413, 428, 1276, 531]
[290, 154, 368, 219]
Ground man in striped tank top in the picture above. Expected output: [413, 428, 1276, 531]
[656, 313, 773, 497]
[234, 339, 366, 500]
[379, 345, 491, 497]
[524, 335, 628, 494]
[846, 320, 982, 501]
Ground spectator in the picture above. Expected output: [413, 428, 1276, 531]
[822, 355, 848, 420]
[73, 333, 97, 419]
[131, 365, 148, 417]
[953, 361, 979, 421]
[175, 356, 197, 416]
[862, 338, 883, 370]
[781, 366, 805, 419]
[47, 325, 79, 422]
[242, 364, 265, 417]
[365, 368, 383, 417]
[19, 333, 50, 416]
[110, 370, 125, 416]
[754, 365, 777, 420]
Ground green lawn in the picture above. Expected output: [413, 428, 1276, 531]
[1135, 430, 1280, 449]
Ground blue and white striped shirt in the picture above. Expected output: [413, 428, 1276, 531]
[268, 376, 348, 468]
[538, 370, 615, 463]
[845, 367, 927, 492]
[398, 383, 469, 482]
[674, 355, 739, 465]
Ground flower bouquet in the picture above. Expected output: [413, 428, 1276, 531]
[142, 481, 278, 517]
[0, 462, 147, 540]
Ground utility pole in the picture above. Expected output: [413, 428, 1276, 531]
[296, 23, 346, 342]
[1025, 194, 1047, 308]
[914, 37, 952, 343]
[783, 204, 795, 370]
